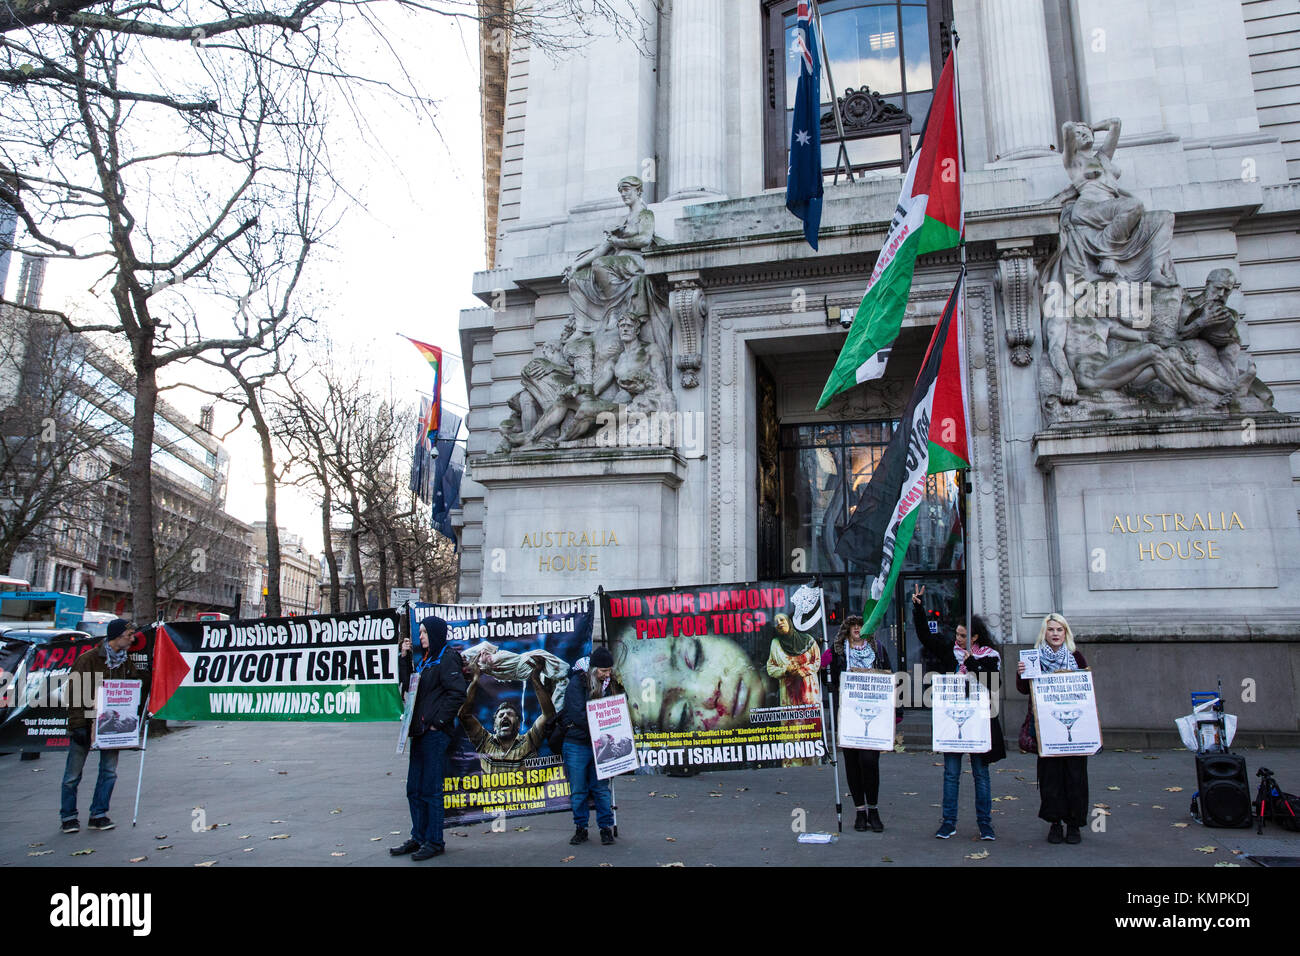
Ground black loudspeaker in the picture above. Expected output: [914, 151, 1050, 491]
[1196, 753, 1252, 828]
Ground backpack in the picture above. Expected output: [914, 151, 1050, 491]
[1254, 767, 1300, 834]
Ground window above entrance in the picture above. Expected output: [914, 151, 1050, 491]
[763, 0, 953, 187]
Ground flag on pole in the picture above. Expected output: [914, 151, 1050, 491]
[149, 626, 191, 716]
[816, 49, 963, 408]
[785, 0, 823, 249]
[401, 336, 443, 444]
[835, 272, 970, 635]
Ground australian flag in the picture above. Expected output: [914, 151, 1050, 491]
[785, 0, 822, 249]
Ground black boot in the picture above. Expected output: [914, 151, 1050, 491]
[853, 810, 868, 831]
[1065, 823, 1082, 844]
[569, 827, 588, 845]
[1048, 822, 1064, 844]
[867, 808, 884, 833]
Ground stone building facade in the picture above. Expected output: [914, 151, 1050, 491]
[458, 0, 1300, 740]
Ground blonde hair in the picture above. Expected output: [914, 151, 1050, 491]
[1035, 613, 1076, 652]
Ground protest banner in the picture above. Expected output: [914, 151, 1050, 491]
[93, 679, 144, 749]
[601, 580, 828, 774]
[837, 671, 897, 751]
[931, 673, 992, 753]
[412, 598, 592, 824]
[1032, 669, 1102, 756]
[588, 693, 637, 779]
[0, 634, 99, 752]
[150, 609, 402, 722]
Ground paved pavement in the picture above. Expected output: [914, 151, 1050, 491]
[4, 721, 1299, 867]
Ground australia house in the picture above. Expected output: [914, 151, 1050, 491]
[456, 0, 1300, 743]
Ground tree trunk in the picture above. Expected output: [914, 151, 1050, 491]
[320, 490, 341, 613]
[243, 379, 282, 616]
[347, 492, 366, 610]
[129, 354, 160, 621]
[376, 532, 389, 607]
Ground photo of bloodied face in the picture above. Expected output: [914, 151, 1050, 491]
[607, 583, 826, 736]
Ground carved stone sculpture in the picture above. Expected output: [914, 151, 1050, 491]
[498, 177, 678, 452]
[1036, 119, 1275, 422]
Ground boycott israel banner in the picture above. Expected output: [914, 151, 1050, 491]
[0, 634, 100, 752]
[411, 599, 592, 824]
[601, 581, 829, 774]
[1032, 669, 1102, 757]
[837, 671, 897, 751]
[150, 610, 402, 721]
[931, 673, 992, 753]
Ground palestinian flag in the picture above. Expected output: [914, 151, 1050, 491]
[149, 625, 190, 716]
[835, 272, 970, 635]
[402, 335, 443, 444]
[816, 49, 963, 409]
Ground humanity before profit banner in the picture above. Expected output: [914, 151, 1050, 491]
[412, 598, 593, 824]
[600, 581, 829, 774]
[152, 610, 403, 722]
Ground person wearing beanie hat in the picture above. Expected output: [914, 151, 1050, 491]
[391, 616, 466, 862]
[557, 644, 624, 846]
[60, 619, 142, 833]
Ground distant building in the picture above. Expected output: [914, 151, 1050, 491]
[1, 306, 251, 619]
[249, 523, 322, 617]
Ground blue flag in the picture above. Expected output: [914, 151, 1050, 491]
[785, 0, 822, 249]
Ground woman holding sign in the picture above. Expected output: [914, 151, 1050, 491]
[1017, 614, 1089, 845]
[912, 586, 1005, 842]
[829, 615, 892, 833]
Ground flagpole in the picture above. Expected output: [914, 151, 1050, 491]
[951, 27, 975, 658]
[810, 0, 855, 184]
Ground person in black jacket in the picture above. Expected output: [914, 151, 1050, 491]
[827, 615, 892, 832]
[912, 585, 1005, 842]
[559, 646, 624, 846]
[391, 617, 466, 861]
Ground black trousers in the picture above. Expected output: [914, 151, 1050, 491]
[1037, 755, 1088, 826]
[842, 748, 881, 807]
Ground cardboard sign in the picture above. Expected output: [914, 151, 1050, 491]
[837, 671, 896, 751]
[1032, 669, 1102, 757]
[587, 693, 637, 779]
[931, 673, 992, 754]
[93, 679, 143, 750]
[1019, 649, 1041, 680]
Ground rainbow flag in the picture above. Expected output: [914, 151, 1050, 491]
[402, 336, 443, 444]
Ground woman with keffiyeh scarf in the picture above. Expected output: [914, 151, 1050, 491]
[1017, 613, 1090, 845]
[912, 586, 1006, 841]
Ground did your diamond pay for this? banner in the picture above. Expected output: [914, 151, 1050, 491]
[151, 609, 403, 721]
[410, 598, 593, 824]
[600, 581, 829, 774]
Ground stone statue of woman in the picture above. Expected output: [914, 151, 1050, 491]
[562, 176, 673, 404]
[1042, 118, 1178, 288]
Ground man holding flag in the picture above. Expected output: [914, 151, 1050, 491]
[786, 0, 823, 249]
[816, 48, 963, 408]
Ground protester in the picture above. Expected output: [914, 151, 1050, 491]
[391, 617, 465, 862]
[826, 614, 891, 832]
[559, 646, 624, 846]
[911, 585, 1004, 841]
[1018, 612, 1089, 845]
[61, 619, 143, 833]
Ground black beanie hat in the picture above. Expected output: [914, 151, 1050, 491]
[106, 619, 130, 640]
[590, 646, 614, 669]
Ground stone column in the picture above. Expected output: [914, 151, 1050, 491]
[978, 0, 1057, 161]
[664, 3, 726, 199]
